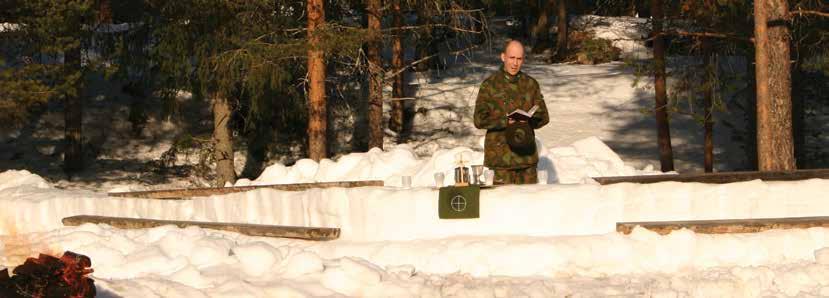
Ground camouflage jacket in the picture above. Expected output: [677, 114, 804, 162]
[474, 69, 549, 169]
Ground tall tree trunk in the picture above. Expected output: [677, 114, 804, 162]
[651, 0, 675, 172]
[791, 62, 805, 168]
[754, 0, 795, 171]
[389, 0, 405, 135]
[530, 0, 554, 53]
[63, 47, 83, 174]
[212, 93, 236, 186]
[553, 0, 568, 60]
[97, 0, 112, 24]
[634, 0, 650, 17]
[627, 1, 635, 16]
[744, 58, 759, 170]
[704, 82, 714, 173]
[524, 0, 538, 38]
[703, 40, 715, 173]
[366, 0, 383, 150]
[307, 0, 327, 161]
[413, 4, 433, 72]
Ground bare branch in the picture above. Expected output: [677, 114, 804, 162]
[387, 97, 416, 101]
[383, 23, 483, 34]
[444, 8, 485, 13]
[646, 30, 754, 43]
[383, 44, 480, 80]
[789, 9, 829, 18]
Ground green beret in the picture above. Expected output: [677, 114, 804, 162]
[505, 122, 535, 154]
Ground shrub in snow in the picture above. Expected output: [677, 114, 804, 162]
[576, 37, 622, 65]
[571, 15, 651, 60]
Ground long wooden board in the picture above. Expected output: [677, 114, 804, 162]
[594, 168, 829, 185]
[617, 216, 829, 235]
[62, 215, 340, 241]
[108, 180, 384, 200]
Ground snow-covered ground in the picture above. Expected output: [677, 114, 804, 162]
[4, 167, 829, 297]
[2, 16, 827, 297]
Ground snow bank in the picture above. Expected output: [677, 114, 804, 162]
[0, 170, 52, 192]
[3, 167, 829, 243]
[9, 222, 829, 297]
[539, 136, 654, 183]
[242, 136, 654, 188]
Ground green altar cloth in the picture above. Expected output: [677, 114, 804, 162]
[438, 185, 480, 219]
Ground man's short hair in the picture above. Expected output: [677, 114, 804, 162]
[502, 39, 524, 53]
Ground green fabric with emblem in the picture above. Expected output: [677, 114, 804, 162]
[438, 185, 480, 219]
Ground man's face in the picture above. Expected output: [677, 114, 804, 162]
[500, 43, 524, 76]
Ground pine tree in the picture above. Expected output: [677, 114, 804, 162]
[149, 0, 372, 181]
[554, 0, 569, 61]
[2, 0, 98, 174]
[389, 0, 406, 135]
[0, 60, 53, 128]
[149, 0, 303, 185]
[754, 0, 795, 170]
[530, 0, 554, 53]
[702, 38, 715, 172]
[366, 0, 383, 150]
[306, 0, 327, 161]
[651, 0, 675, 172]
[789, 0, 829, 168]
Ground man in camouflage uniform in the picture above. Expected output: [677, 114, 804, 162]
[474, 40, 549, 184]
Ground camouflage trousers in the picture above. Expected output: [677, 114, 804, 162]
[493, 167, 537, 185]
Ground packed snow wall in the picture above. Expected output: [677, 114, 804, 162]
[2, 168, 828, 241]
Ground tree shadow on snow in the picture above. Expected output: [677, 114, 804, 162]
[599, 81, 748, 173]
[0, 70, 214, 188]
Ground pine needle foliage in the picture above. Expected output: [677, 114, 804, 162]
[0, 0, 100, 129]
[147, 0, 371, 119]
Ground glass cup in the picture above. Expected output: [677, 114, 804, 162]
[471, 165, 484, 185]
[434, 172, 445, 188]
[484, 169, 495, 185]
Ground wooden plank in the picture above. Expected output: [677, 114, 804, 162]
[62, 215, 340, 241]
[594, 168, 829, 185]
[108, 180, 384, 200]
[617, 216, 829, 235]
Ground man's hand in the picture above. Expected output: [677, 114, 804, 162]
[508, 118, 527, 125]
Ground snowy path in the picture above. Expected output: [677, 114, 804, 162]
[407, 57, 746, 173]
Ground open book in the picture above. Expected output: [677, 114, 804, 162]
[507, 105, 538, 121]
